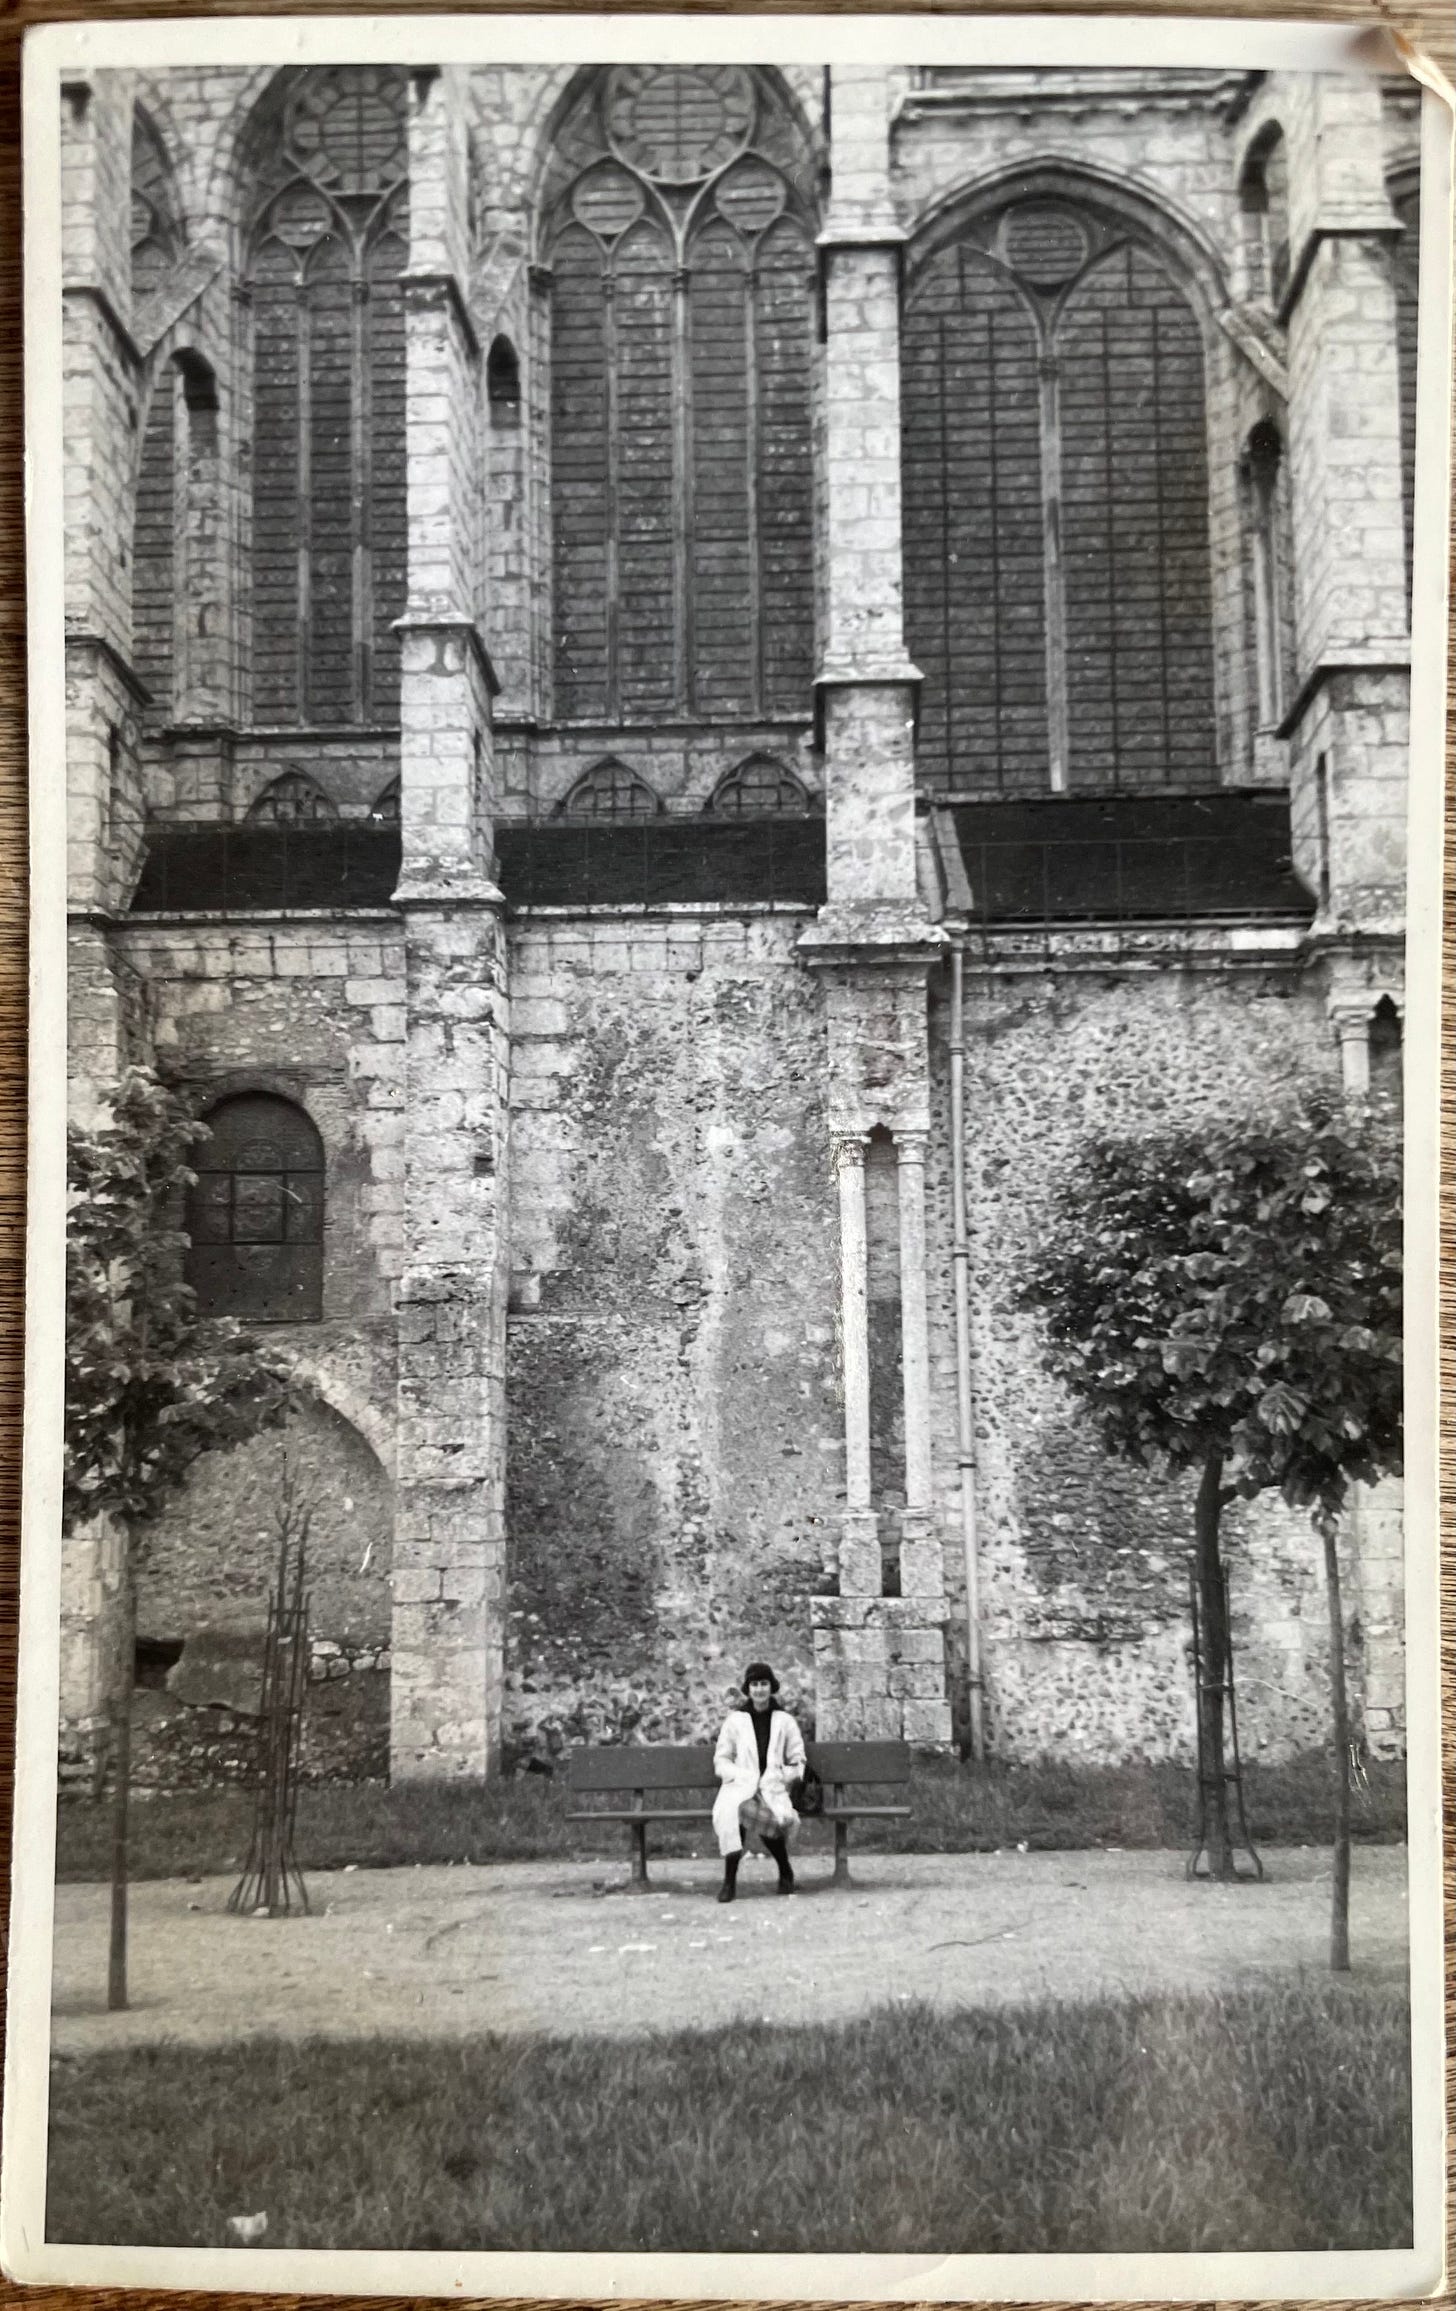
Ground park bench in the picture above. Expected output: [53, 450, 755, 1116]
[565, 1740, 912, 1889]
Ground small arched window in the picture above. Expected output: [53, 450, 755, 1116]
[187, 1093, 325, 1322]
[1240, 128, 1291, 308]
[487, 335, 521, 419]
[1244, 420, 1293, 730]
[247, 772, 338, 824]
[1390, 174, 1420, 605]
[244, 67, 409, 729]
[707, 755, 812, 816]
[368, 777, 401, 824]
[555, 759, 663, 819]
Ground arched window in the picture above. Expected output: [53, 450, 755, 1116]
[187, 1093, 324, 1322]
[554, 758, 662, 818]
[903, 195, 1217, 795]
[707, 754, 812, 815]
[545, 67, 817, 724]
[368, 776, 401, 824]
[1240, 128, 1291, 308]
[244, 68, 409, 729]
[133, 355, 219, 722]
[1390, 174, 1420, 605]
[1244, 420, 1293, 729]
[131, 106, 182, 306]
[247, 771, 338, 823]
[487, 335, 521, 419]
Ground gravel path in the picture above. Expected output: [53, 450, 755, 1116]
[49, 1846, 1409, 2054]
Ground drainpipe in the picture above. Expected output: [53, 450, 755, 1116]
[949, 941, 985, 1759]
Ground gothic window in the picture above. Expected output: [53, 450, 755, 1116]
[131, 107, 182, 306]
[545, 67, 817, 724]
[368, 776, 401, 824]
[707, 754, 812, 815]
[903, 196, 1217, 796]
[187, 1093, 324, 1323]
[1244, 420, 1293, 729]
[1240, 128, 1291, 307]
[247, 771, 338, 823]
[555, 758, 662, 818]
[1391, 175, 1420, 605]
[134, 368, 178, 714]
[487, 335, 521, 418]
[245, 67, 409, 730]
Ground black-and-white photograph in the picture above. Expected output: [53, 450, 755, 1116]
[4, 14, 1449, 2298]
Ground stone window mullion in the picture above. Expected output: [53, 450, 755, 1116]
[673, 258, 694, 717]
[1037, 345, 1070, 792]
[744, 258, 763, 720]
[353, 264, 371, 723]
[601, 265, 621, 723]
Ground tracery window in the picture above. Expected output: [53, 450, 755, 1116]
[245, 67, 409, 729]
[707, 754, 812, 815]
[902, 195, 1217, 796]
[545, 67, 817, 725]
[1390, 175, 1420, 605]
[555, 759, 663, 818]
[368, 776, 401, 824]
[187, 1093, 324, 1323]
[247, 771, 338, 824]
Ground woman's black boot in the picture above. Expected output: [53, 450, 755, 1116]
[717, 1852, 740, 1904]
[762, 1834, 795, 1893]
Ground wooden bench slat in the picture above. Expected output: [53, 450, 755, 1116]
[565, 1745, 718, 1792]
[566, 1807, 714, 1823]
[808, 1741, 911, 1784]
[821, 1804, 911, 1819]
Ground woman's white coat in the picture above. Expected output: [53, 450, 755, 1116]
[711, 1706, 806, 1856]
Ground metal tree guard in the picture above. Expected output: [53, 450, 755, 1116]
[229, 1491, 312, 1918]
[1187, 1556, 1264, 1881]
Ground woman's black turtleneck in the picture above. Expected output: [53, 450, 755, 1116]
[751, 1704, 772, 1773]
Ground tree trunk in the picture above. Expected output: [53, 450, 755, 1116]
[107, 1534, 135, 2013]
[1321, 1516, 1352, 1972]
[1193, 1447, 1235, 1880]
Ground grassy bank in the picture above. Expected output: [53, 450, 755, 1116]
[54, 1748, 1406, 1882]
[47, 1982, 1412, 2253]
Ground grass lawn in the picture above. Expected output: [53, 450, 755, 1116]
[54, 1748, 1406, 1882]
[46, 1982, 1411, 2254]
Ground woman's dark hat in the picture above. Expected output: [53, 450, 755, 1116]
[742, 1662, 780, 1695]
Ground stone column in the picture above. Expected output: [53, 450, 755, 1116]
[833, 1134, 878, 1595]
[896, 1130, 942, 1599]
[390, 69, 510, 1782]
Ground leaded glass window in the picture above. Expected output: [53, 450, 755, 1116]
[903, 195, 1217, 796]
[555, 759, 663, 818]
[545, 67, 818, 724]
[188, 1093, 324, 1322]
[245, 67, 409, 729]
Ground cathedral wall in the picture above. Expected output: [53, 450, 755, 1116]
[502, 909, 840, 1756]
[921, 949, 1403, 1763]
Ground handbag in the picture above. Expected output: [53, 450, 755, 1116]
[796, 1760, 824, 1818]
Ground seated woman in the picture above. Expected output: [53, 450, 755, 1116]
[712, 1661, 806, 1903]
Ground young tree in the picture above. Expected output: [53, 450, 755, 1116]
[66, 1068, 295, 2007]
[1020, 1104, 1401, 1954]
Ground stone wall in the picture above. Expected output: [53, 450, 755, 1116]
[922, 941, 1403, 1762]
[502, 909, 840, 1756]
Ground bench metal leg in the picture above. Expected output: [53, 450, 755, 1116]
[833, 1818, 850, 1886]
[629, 1819, 649, 1888]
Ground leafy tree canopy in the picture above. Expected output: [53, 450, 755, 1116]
[66, 1068, 294, 1531]
[1019, 1105, 1402, 1524]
